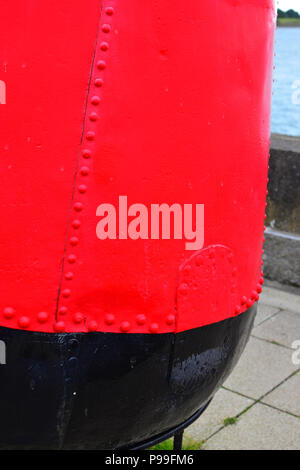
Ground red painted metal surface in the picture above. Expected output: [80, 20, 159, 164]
[0, 1, 275, 333]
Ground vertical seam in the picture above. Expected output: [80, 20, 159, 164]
[54, 1, 104, 323]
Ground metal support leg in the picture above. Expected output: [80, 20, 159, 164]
[173, 430, 184, 451]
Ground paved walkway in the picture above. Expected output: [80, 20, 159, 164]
[186, 283, 300, 450]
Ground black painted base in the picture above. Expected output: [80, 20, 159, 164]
[0, 306, 256, 449]
[122, 400, 212, 450]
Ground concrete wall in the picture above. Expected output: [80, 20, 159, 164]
[264, 134, 300, 287]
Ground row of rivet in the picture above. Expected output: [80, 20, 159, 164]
[257, 155, 270, 310]
[1, 306, 175, 333]
[179, 246, 263, 316]
[178, 278, 263, 316]
[55, 5, 115, 331]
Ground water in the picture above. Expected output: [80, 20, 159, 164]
[271, 27, 300, 136]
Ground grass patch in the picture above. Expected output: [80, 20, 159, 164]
[150, 436, 203, 451]
[150, 439, 174, 451]
[223, 416, 238, 427]
[277, 18, 300, 26]
[271, 340, 281, 346]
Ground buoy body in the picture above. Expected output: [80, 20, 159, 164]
[0, 1, 275, 449]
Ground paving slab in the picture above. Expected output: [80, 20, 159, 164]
[254, 303, 280, 327]
[262, 370, 300, 417]
[223, 336, 298, 399]
[260, 286, 300, 314]
[203, 402, 300, 450]
[185, 388, 254, 442]
[253, 310, 300, 349]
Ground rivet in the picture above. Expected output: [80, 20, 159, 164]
[246, 299, 253, 308]
[54, 321, 65, 333]
[241, 296, 247, 305]
[183, 265, 191, 276]
[102, 24, 111, 33]
[73, 312, 83, 324]
[89, 112, 98, 122]
[58, 306, 67, 315]
[18, 316, 30, 328]
[91, 96, 101, 107]
[259, 276, 264, 285]
[70, 237, 79, 246]
[234, 305, 241, 314]
[65, 272, 73, 280]
[62, 289, 71, 298]
[104, 313, 115, 325]
[136, 314, 146, 325]
[97, 61, 106, 71]
[78, 184, 87, 193]
[166, 314, 175, 325]
[105, 6, 114, 15]
[149, 323, 159, 333]
[3, 307, 15, 319]
[88, 320, 98, 332]
[100, 42, 109, 51]
[120, 321, 130, 332]
[94, 78, 103, 87]
[68, 356, 78, 367]
[72, 219, 81, 229]
[178, 283, 188, 295]
[82, 149, 92, 159]
[74, 202, 83, 212]
[68, 338, 79, 351]
[257, 284, 262, 293]
[80, 166, 89, 176]
[37, 312, 49, 323]
[86, 131, 95, 140]
[68, 254, 77, 264]
[227, 253, 233, 263]
[195, 255, 203, 266]
[251, 290, 257, 300]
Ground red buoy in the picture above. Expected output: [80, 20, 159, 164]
[0, 0, 275, 449]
